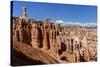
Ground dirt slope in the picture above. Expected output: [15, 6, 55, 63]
[11, 39, 58, 66]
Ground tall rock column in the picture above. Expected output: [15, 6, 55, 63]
[18, 19, 24, 42]
[22, 7, 28, 20]
[14, 20, 20, 42]
[42, 21, 49, 50]
[42, 29, 49, 50]
[15, 6, 29, 43]
[80, 36, 89, 61]
[31, 23, 40, 48]
[50, 24, 57, 55]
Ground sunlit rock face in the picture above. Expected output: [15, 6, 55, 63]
[12, 7, 97, 65]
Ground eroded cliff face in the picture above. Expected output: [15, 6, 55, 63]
[11, 7, 97, 66]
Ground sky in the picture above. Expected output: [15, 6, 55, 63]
[11, 1, 97, 26]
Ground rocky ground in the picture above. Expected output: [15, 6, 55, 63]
[11, 37, 58, 66]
